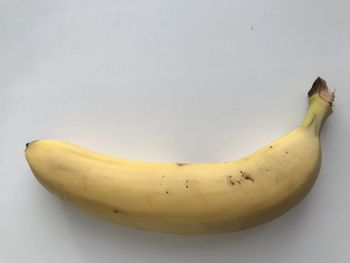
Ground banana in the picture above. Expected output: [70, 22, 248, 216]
[25, 77, 334, 234]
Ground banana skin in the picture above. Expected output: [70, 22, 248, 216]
[25, 77, 334, 234]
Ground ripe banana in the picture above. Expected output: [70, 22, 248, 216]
[25, 77, 334, 234]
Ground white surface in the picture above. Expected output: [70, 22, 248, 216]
[1, 1, 350, 262]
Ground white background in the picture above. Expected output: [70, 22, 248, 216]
[1, 1, 350, 262]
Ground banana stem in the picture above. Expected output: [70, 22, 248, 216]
[302, 77, 335, 136]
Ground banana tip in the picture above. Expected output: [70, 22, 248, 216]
[25, 140, 39, 151]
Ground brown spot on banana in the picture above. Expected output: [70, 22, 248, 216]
[113, 208, 127, 215]
[240, 171, 255, 183]
[227, 176, 235, 185]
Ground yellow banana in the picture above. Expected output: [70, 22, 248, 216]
[25, 77, 334, 234]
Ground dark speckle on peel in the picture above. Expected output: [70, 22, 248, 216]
[227, 176, 235, 186]
[244, 175, 254, 182]
[176, 163, 188, 167]
[240, 170, 255, 183]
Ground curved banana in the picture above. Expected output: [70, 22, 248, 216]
[25, 77, 334, 234]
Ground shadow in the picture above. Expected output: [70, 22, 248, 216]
[57, 192, 314, 262]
